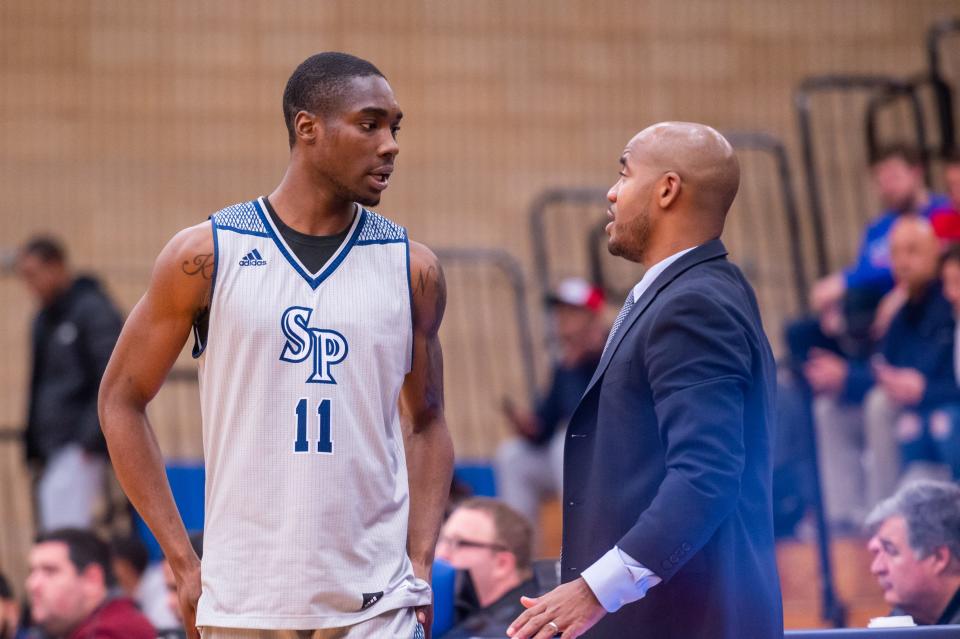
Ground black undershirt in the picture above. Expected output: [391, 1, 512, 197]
[193, 198, 354, 355]
[262, 196, 352, 274]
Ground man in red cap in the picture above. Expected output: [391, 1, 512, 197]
[495, 277, 608, 530]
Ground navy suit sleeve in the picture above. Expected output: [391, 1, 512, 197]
[618, 290, 751, 581]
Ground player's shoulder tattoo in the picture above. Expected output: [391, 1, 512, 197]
[181, 253, 214, 280]
[411, 244, 446, 333]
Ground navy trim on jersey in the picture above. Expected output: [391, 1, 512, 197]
[252, 197, 367, 291]
[192, 215, 219, 359]
[404, 235, 414, 373]
[356, 238, 407, 246]
[216, 226, 270, 238]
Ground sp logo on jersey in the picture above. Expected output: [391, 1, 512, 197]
[279, 306, 349, 384]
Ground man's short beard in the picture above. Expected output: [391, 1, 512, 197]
[608, 209, 650, 264]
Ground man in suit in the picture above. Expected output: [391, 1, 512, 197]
[508, 122, 783, 639]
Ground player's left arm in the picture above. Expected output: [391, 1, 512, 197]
[400, 241, 455, 604]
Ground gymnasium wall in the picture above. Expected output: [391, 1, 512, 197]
[1, 0, 957, 600]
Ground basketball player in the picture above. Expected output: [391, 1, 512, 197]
[98, 53, 454, 639]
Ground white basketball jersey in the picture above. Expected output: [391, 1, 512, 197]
[194, 197, 430, 629]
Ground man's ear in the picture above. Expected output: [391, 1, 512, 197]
[80, 563, 106, 595]
[294, 110, 321, 145]
[496, 551, 518, 577]
[658, 171, 682, 209]
[930, 545, 954, 576]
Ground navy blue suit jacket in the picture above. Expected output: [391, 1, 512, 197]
[561, 240, 783, 638]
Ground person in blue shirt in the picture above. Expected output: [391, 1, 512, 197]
[790, 144, 948, 370]
[890, 242, 960, 479]
[785, 145, 948, 530]
[816, 216, 960, 531]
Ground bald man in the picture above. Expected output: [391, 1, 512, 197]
[816, 217, 960, 530]
[508, 123, 782, 639]
[864, 216, 960, 484]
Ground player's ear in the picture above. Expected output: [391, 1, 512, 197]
[294, 110, 321, 145]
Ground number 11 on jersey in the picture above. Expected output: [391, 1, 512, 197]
[294, 398, 333, 454]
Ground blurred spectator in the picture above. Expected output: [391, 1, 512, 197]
[26, 528, 154, 638]
[866, 480, 960, 625]
[0, 572, 22, 639]
[789, 144, 947, 370]
[930, 149, 960, 241]
[816, 217, 958, 529]
[807, 144, 944, 325]
[16, 237, 123, 531]
[435, 498, 550, 638]
[786, 146, 948, 531]
[109, 536, 177, 630]
[495, 277, 607, 527]
[159, 531, 202, 638]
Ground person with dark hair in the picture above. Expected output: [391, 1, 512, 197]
[866, 480, 960, 625]
[0, 572, 22, 639]
[786, 144, 950, 530]
[26, 528, 154, 638]
[15, 236, 123, 532]
[98, 51, 452, 639]
[436, 499, 553, 639]
[110, 536, 177, 630]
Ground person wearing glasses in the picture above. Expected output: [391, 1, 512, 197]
[436, 498, 548, 638]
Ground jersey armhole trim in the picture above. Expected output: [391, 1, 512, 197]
[404, 232, 414, 374]
[192, 215, 219, 359]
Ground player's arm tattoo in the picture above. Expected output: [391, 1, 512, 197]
[181, 253, 214, 280]
[414, 255, 446, 414]
[415, 261, 446, 336]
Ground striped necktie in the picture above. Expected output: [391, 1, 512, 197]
[602, 292, 636, 355]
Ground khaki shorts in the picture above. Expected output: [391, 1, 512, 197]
[200, 606, 422, 639]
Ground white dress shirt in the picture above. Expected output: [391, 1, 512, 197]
[580, 245, 696, 612]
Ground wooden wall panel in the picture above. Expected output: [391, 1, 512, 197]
[1, 0, 957, 614]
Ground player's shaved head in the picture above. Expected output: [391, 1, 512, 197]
[626, 121, 740, 225]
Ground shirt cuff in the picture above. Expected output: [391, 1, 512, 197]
[580, 546, 662, 613]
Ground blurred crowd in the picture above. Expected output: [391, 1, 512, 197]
[6, 147, 960, 635]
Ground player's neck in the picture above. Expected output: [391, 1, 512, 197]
[268, 169, 356, 236]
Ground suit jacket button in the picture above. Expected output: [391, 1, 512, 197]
[661, 560, 672, 571]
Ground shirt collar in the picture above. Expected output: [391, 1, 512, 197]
[631, 245, 699, 303]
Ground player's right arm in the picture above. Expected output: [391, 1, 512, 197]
[98, 222, 213, 639]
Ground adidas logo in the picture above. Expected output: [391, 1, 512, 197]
[361, 591, 384, 610]
[239, 249, 267, 267]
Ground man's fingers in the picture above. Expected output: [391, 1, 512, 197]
[507, 604, 543, 637]
[513, 609, 553, 639]
[520, 595, 539, 608]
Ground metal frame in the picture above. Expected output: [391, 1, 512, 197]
[434, 247, 539, 411]
[926, 17, 960, 156]
[722, 130, 808, 311]
[530, 187, 610, 303]
[796, 74, 928, 278]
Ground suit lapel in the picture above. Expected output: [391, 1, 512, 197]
[581, 239, 729, 397]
